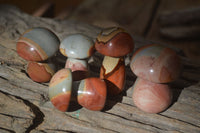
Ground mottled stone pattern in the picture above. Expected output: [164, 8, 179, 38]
[130, 44, 180, 114]
[65, 58, 88, 72]
[49, 68, 72, 112]
[60, 33, 94, 81]
[95, 27, 134, 57]
[17, 27, 60, 61]
[0, 5, 200, 133]
[100, 56, 125, 95]
[60, 33, 94, 59]
[130, 44, 181, 83]
[132, 78, 172, 113]
[78, 78, 107, 111]
[27, 62, 55, 83]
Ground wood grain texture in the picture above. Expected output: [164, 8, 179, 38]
[0, 5, 199, 133]
[146, 0, 200, 61]
[69, 0, 157, 35]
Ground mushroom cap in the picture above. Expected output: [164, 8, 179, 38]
[95, 27, 134, 57]
[130, 44, 181, 83]
[60, 33, 94, 59]
[17, 27, 60, 61]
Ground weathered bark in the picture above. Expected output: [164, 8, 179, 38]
[0, 5, 200, 133]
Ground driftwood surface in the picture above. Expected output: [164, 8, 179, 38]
[0, 5, 200, 133]
[158, 7, 200, 40]
[69, 0, 157, 36]
[146, 0, 200, 61]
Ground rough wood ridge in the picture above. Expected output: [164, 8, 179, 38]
[0, 5, 200, 133]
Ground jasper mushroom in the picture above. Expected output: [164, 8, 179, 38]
[130, 44, 181, 83]
[77, 77, 107, 111]
[26, 61, 56, 83]
[95, 27, 134, 95]
[59, 33, 95, 80]
[49, 68, 72, 112]
[17, 27, 60, 61]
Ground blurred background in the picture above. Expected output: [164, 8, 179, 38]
[0, 0, 200, 62]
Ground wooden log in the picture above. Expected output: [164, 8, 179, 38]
[147, 0, 200, 40]
[0, 5, 200, 133]
[0, 92, 34, 133]
[69, 0, 157, 35]
[158, 7, 200, 27]
[55, 7, 75, 20]
[159, 25, 200, 40]
[157, 6, 200, 40]
[32, 2, 54, 17]
[146, 0, 200, 61]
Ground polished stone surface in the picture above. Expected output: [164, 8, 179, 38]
[65, 58, 88, 72]
[78, 77, 107, 111]
[60, 33, 94, 59]
[27, 61, 55, 83]
[132, 78, 172, 113]
[130, 44, 181, 83]
[100, 56, 125, 95]
[95, 27, 134, 57]
[17, 27, 60, 61]
[49, 68, 72, 112]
